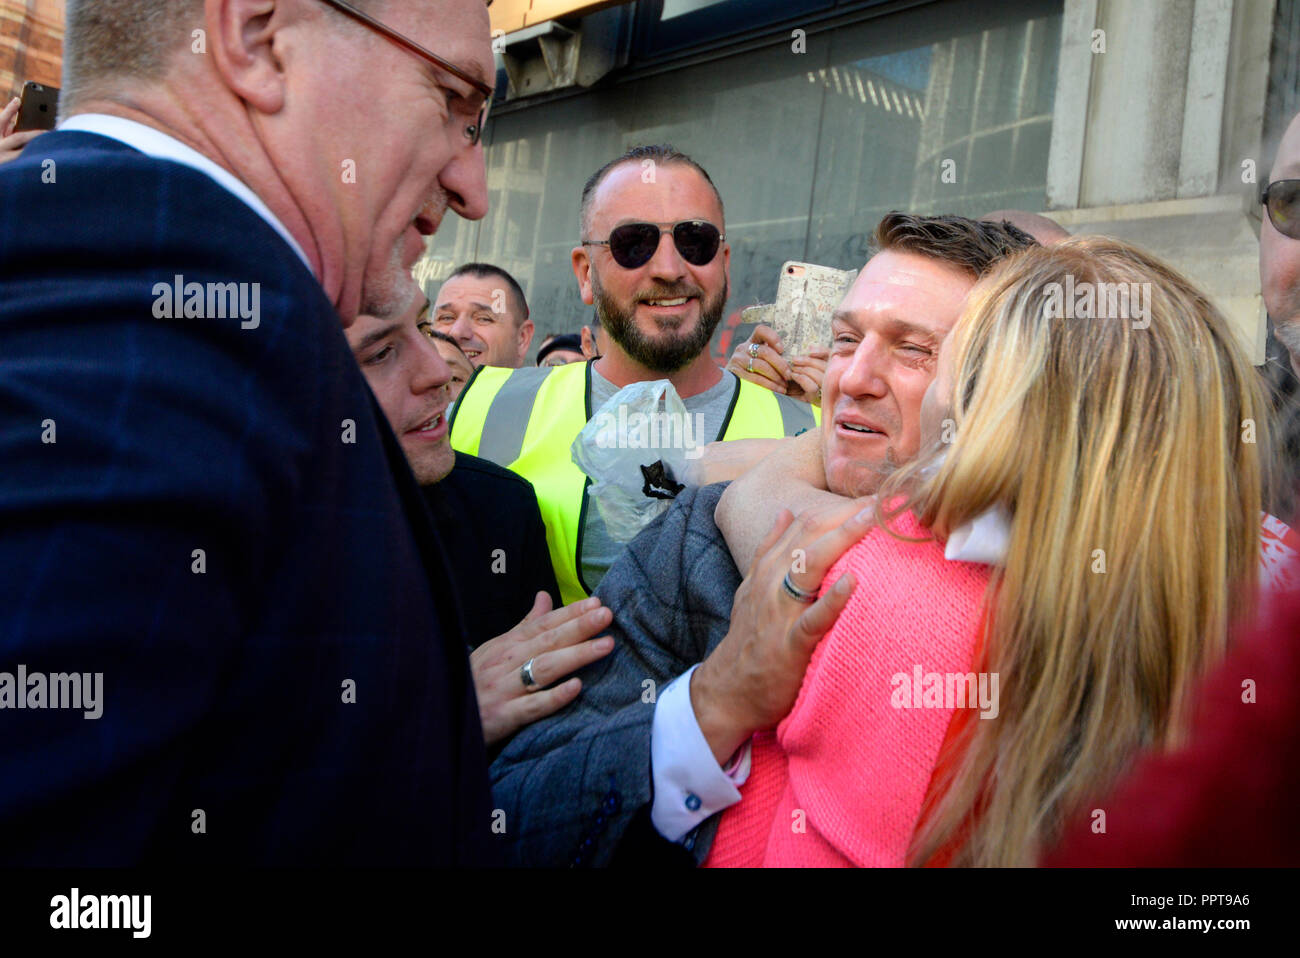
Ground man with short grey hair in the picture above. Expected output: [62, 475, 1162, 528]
[0, 0, 499, 865]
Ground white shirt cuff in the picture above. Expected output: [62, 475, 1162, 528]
[650, 664, 751, 843]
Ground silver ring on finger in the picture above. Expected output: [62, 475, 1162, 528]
[781, 571, 818, 603]
[520, 657, 539, 690]
[747, 360, 755, 373]
[749, 341, 761, 359]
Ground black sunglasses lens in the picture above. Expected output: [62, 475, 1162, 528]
[609, 224, 662, 268]
[673, 222, 721, 265]
[1267, 181, 1300, 239]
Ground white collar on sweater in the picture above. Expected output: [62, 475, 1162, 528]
[58, 114, 312, 273]
[942, 503, 1295, 601]
[917, 449, 1011, 565]
[944, 505, 1012, 564]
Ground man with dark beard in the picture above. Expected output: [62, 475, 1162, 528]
[449, 145, 814, 604]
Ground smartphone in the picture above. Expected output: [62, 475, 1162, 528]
[770, 261, 858, 357]
[15, 81, 59, 132]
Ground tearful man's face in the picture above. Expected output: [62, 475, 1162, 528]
[822, 250, 974, 497]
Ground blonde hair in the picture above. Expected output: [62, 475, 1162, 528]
[877, 237, 1269, 866]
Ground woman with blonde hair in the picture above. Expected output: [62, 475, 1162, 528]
[705, 236, 1276, 867]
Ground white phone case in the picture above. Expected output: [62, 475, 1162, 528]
[770, 261, 858, 357]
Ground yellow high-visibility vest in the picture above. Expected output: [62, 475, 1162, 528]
[449, 360, 818, 605]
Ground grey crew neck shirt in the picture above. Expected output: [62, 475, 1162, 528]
[579, 366, 737, 593]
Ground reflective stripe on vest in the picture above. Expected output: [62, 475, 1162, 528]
[450, 362, 819, 606]
[722, 378, 819, 440]
[447, 363, 513, 458]
[451, 361, 592, 605]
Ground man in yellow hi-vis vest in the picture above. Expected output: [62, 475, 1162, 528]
[450, 145, 818, 604]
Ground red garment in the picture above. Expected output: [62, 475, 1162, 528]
[1044, 576, 1300, 866]
[705, 513, 991, 867]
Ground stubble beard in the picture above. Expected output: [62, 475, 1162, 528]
[825, 442, 904, 498]
[411, 438, 455, 488]
[362, 190, 448, 319]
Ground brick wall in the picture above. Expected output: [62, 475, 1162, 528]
[1, 0, 64, 102]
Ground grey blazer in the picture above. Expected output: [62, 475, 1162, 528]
[489, 483, 741, 866]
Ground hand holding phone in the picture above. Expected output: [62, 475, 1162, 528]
[0, 94, 45, 166]
[726, 321, 830, 404]
[15, 81, 59, 132]
[732, 261, 854, 404]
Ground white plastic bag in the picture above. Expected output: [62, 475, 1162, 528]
[571, 379, 708, 542]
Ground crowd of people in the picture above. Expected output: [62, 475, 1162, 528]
[2, 0, 1298, 869]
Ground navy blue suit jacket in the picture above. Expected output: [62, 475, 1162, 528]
[0, 132, 496, 865]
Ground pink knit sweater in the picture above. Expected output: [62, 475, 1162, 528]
[705, 513, 991, 867]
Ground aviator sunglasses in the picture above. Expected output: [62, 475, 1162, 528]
[1261, 179, 1300, 240]
[582, 221, 725, 269]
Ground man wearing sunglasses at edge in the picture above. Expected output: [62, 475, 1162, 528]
[0, 0, 499, 865]
[1258, 111, 1300, 533]
[1262, 112, 1300, 380]
[449, 145, 818, 609]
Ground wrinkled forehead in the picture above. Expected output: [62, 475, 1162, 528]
[836, 249, 975, 335]
[437, 274, 501, 306]
[387, 0, 495, 89]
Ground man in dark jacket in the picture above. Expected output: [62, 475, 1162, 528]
[0, 0, 498, 864]
[346, 296, 615, 748]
